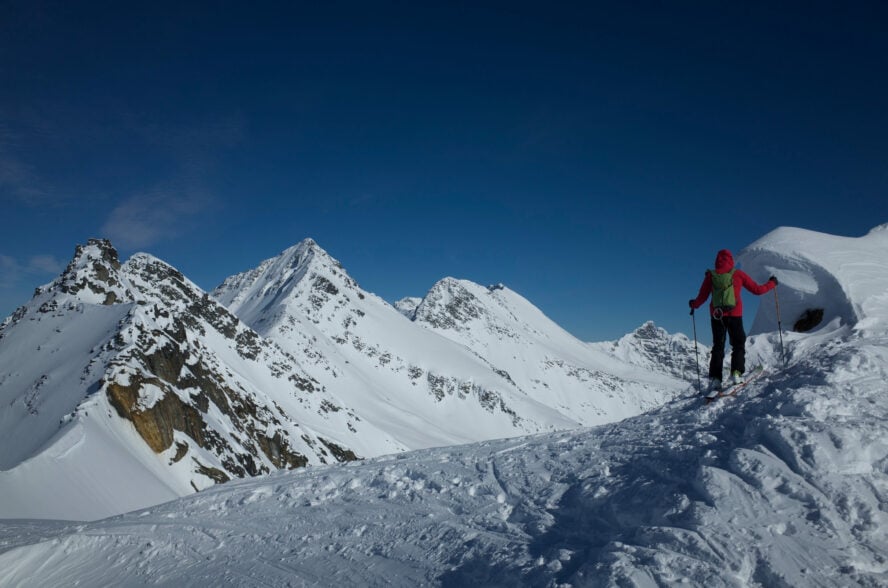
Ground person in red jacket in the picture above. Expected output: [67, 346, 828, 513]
[689, 249, 777, 392]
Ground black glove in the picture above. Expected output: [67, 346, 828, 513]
[769, 275, 778, 285]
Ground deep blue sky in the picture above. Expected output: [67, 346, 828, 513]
[2, 1, 887, 341]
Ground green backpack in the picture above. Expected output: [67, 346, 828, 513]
[709, 269, 736, 311]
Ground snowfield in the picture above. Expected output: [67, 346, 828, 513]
[1, 224, 887, 586]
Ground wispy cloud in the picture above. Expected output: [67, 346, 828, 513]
[0, 133, 53, 206]
[0, 107, 81, 206]
[27, 254, 64, 274]
[100, 185, 215, 250]
[97, 114, 243, 250]
[0, 253, 64, 288]
[0, 255, 17, 283]
[1, 105, 243, 249]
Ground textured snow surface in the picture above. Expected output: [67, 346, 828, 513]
[1, 326, 886, 587]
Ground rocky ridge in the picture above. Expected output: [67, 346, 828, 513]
[0, 240, 368, 516]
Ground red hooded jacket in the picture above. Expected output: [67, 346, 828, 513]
[691, 249, 775, 317]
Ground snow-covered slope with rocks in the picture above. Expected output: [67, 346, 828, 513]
[0, 240, 388, 521]
[410, 278, 690, 422]
[591, 320, 705, 383]
[212, 240, 579, 448]
[213, 240, 687, 448]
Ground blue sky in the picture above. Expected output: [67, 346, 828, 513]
[2, 2, 887, 341]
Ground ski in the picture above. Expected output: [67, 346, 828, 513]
[704, 366, 765, 404]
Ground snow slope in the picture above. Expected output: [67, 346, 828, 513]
[0, 326, 885, 586]
[1, 224, 886, 586]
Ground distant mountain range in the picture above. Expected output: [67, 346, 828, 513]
[0, 238, 695, 520]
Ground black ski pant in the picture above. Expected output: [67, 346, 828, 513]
[709, 316, 746, 380]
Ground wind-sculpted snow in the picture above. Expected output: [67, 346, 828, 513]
[741, 224, 888, 336]
[1, 327, 886, 586]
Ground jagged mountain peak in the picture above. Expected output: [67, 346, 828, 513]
[412, 277, 559, 343]
[621, 321, 692, 349]
[631, 320, 670, 340]
[2, 239, 134, 337]
[415, 277, 517, 318]
[277, 237, 332, 269]
[43, 238, 133, 307]
[212, 238, 361, 318]
[413, 277, 487, 331]
[592, 320, 699, 382]
[123, 252, 207, 308]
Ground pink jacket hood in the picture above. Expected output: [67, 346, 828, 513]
[714, 249, 734, 273]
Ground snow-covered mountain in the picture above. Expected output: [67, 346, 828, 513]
[213, 240, 691, 442]
[0, 237, 692, 522]
[2, 225, 887, 586]
[591, 320, 705, 382]
[0, 240, 385, 520]
[409, 277, 695, 421]
[212, 240, 580, 448]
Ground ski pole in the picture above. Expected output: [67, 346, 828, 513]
[690, 306, 701, 392]
[774, 287, 787, 367]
